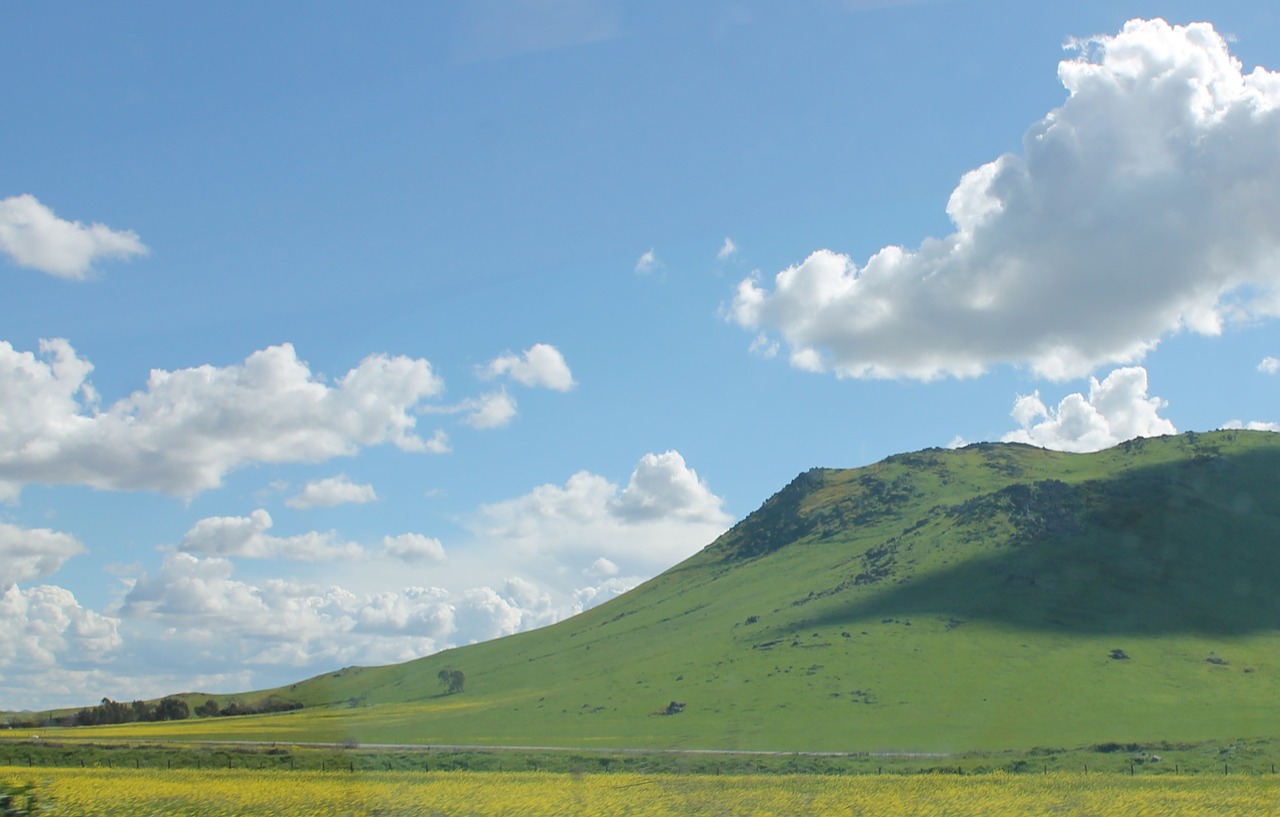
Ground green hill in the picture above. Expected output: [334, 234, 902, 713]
[36, 430, 1280, 752]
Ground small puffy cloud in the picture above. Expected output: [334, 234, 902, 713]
[482, 343, 575, 391]
[585, 557, 618, 577]
[179, 509, 363, 561]
[424, 429, 452, 454]
[634, 248, 659, 274]
[1260, 357, 1280, 374]
[383, 533, 446, 563]
[0, 194, 148, 279]
[473, 450, 731, 570]
[572, 576, 635, 613]
[717, 237, 738, 260]
[0, 522, 85, 588]
[0, 584, 121, 669]
[1002, 366, 1176, 452]
[0, 340, 444, 498]
[465, 390, 518, 429]
[285, 474, 377, 509]
[612, 451, 729, 523]
[732, 19, 1280, 381]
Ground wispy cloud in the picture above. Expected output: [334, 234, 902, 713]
[450, 0, 620, 63]
[634, 248, 659, 274]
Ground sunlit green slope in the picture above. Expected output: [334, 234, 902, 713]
[57, 430, 1280, 751]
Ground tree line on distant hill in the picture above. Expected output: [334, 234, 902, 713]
[72, 697, 192, 726]
[61, 696, 305, 727]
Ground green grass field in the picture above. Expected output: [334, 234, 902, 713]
[10, 430, 1280, 756]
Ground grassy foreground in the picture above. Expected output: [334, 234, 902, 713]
[5, 766, 1279, 816]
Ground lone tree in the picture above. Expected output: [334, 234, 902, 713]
[438, 668, 465, 695]
[155, 696, 190, 721]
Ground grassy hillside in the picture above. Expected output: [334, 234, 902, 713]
[30, 430, 1280, 752]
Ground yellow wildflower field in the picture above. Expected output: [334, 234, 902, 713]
[6, 766, 1279, 816]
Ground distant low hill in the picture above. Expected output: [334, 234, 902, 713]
[32, 430, 1280, 752]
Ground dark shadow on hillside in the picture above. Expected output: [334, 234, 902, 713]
[786, 445, 1280, 636]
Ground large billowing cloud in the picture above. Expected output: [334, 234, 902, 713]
[0, 584, 121, 669]
[0, 340, 445, 499]
[1002, 366, 1177, 452]
[732, 19, 1280, 381]
[0, 194, 148, 279]
[0, 522, 85, 588]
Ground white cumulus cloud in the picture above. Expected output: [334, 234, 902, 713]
[612, 451, 730, 523]
[0, 522, 86, 588]
[115, 552, 568, 681]
[717, 237, 738, 260]
[473, 450, 731, 571]
[285, 474, 378, 509]
[465, 390, 518, 429]
[382, 533, 446, 563]
[0, 584, 121, 669]
[178, 509, 364, 561]
[482, 343, 576, 391]
[586, 557, 619, 577]
[0, 194, 148, 279]
[1260, 357, 1280, 374]
[732, 19, 1280, 381]
[1002, 366, 1177, 452]
[0, 340, 444, 499]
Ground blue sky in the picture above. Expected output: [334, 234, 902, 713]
[3, 1, 1280, 709]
